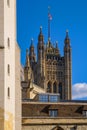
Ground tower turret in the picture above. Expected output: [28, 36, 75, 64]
[55, 41, 60, 54]
[38, 26, 44, 42]
[64, 30, 72, 100]
[64, 30, 70, 47]
[47, 38, 52, 48]
[37, 26, 44, 63]
[24, 49, 32, 81]
[29, 39, 36, 65]
[25, 49, 30, 67]
[37, 26, 45, 88]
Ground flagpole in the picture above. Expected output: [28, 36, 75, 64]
[48, 17, 50, 40]
[48, 6, 50, 41]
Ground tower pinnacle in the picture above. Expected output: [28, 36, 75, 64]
[56, 41, 58, 48]
[66, 29, 69, 38]
[31, 38, 34, 46]
[38, 26, 44, 42]
[65, 29, 70, 45]
[40, 26, 42, 34]
[25, 49, 30, 67]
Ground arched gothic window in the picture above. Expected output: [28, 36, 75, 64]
[53, 82, 57, 93]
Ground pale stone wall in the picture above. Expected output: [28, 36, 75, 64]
[4, 0, 16, 129]
[0, 0, 4, 47]
[0, 49, 4, 130]
[0, 1, 4, 129]
[0, 0, 21, 129]
[15, 43, 21, 130]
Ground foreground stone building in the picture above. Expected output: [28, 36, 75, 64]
[22, 98, 87, 130]
[0, 0, 21, 130]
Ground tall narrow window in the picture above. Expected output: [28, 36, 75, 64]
[59, 82, 62, 99]
[47, 82, 52, 93]
[53, 82, 57, 93]
[8, 64, 10, 75]
[8, 87, 10, 98]
[7, 38, 10, 48]
[7, 0, 10, 7]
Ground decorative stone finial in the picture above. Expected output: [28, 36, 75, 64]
[64, 29, 70, 45]
[66, 29, 69, 38]
[31, 38, 34, 46]
[26, 49, 28, 54]
[40, 26, 42, 34]
[56, 41, 58, 48]
[48, 37, 51, 41]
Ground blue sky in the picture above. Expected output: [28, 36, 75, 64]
[17, 0, 87, 99]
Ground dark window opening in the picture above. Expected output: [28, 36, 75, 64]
[49, 109, 58, 117]
[7, 0, 10, 7]
[8, 87, 10, 98]
[53, 82, 57, 93]
[47, 82, 52, 93]
[59, 82, 62, 99]
[7, 38, 10, 48]
[8, 64, 10, 75]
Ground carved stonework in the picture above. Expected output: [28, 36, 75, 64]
[24, 29, 72, 100]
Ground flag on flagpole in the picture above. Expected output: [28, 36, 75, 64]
[48, 13, 52, 20]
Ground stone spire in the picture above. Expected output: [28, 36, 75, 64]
[56, 41, 58, 48]
[64, 30, 70, 45]
[29, 39, 36, 64]
[24, 49, 32, 81]
[64, 30, 72, 100]
[25, 49, 30, 67]
[38, 26, 44, 42]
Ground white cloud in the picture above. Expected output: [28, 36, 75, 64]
[72, 83, 87, 99]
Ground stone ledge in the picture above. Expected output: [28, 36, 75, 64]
[22, 118, 87, 125]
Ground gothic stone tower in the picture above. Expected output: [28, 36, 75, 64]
[0, 0, 21, 130]
[25, 27, 72, 100]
